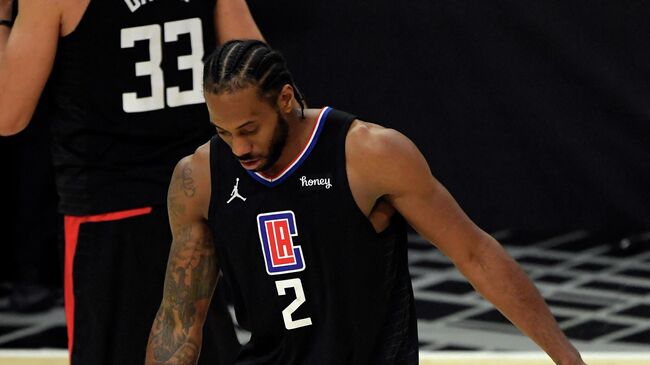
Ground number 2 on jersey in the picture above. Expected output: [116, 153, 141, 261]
[276, 278, 312, 330]
[121, 18, 204, 113]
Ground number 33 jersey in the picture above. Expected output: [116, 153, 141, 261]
[50, 0, 216, 215]
[208, 108, 418, 365]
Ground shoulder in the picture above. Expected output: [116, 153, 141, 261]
[345, 120, 432, 197]
[346, 120, 424, 169]
[174, 141, 211, 176]
[191, 141, 212, 166]
[169, 141, 212, 219]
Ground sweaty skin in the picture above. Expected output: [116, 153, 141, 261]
[148, 83, 586, 365]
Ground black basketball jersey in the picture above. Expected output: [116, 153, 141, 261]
[208, 107, 418, 364]
[50, 0, 216, 215]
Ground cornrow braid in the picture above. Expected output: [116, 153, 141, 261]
[203, 40, 306, 118]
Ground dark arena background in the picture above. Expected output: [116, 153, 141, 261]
[0, 0, 648, 363]
[249, 0, 650, 234]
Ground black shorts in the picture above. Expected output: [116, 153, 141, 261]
[64, 206, 240, 365]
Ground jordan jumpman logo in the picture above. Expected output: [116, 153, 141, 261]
[227, 178, 247, 204]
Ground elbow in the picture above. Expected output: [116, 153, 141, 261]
[455, 233, 502, 276]
[0, 85, 39, 136]
[0, 125, 25, 136]
[0, 115, 30, 136]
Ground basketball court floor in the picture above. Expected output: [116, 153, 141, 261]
[1, 229, 649, 363]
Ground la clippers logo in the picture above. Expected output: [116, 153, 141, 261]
[257, 211, 306, 275]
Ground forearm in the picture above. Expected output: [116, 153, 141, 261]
[145, 303, 204, 365]
[145, 229, 216, 365]
[459, 235, 582, 365]
[145, 187, 218, 365]
[215, 0, 264, 44]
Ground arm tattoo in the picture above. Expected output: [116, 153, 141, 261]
[166, 164, 192, 230]
[181, 167, 197, 197]
[146, 224, 217, 365]
[167, 195, 185, 227]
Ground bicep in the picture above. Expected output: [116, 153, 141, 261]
[0, 0, 60, 135]
[377, 133, 489, 264]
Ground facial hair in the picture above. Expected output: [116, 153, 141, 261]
[255, 112, 289, 172]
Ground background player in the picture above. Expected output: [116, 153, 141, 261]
[146, 40, 587, 365]
[0, 1, 264, 364]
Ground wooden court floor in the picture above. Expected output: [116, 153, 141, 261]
[0, 351, 648, 365]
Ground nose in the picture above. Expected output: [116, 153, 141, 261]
[232, 136, 253, 159]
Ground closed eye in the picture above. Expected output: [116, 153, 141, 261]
[239, 127, 258, 136]
[216, 129, 231, 137]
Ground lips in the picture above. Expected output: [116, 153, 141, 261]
[240, 159, 260, 169]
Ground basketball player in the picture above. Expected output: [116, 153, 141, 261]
[0, 1, 263, 364]
[145, 40, 587, 365]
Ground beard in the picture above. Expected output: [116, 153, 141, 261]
[236, 111, 289, 172]
[258, 113, 289, 171]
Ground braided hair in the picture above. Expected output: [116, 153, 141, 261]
[203, 40, 306, 118]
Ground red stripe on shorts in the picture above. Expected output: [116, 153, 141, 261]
[64, 206, 153, 357]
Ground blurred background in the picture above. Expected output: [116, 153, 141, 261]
[1, 0, 649, 354]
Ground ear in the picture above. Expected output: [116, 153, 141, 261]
[276, 84, 295, 114]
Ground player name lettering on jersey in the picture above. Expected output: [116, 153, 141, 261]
[124, 0, 190, 13]
[300, 176, 332, 190]
[257, 211, 306, 275]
